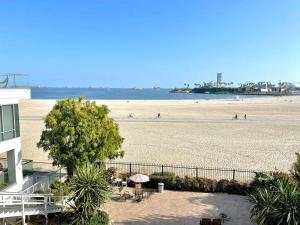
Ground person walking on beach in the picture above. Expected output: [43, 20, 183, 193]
[234, 114, 238, 120]
[157, 113, 161, 118]
[244, 114, 247, 120]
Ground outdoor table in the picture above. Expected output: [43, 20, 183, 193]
[115, 178, 122, 186]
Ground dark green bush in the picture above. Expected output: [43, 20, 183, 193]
[89, 211, 109, 225]
[47, 180, 70, 196]
[144, 172, 250, 195]
[148, 172, 176, 189]
[227, 180, 247, 194]
[250, 172, 290, 191]
[197, 177, 217, 192]
[216, 179, 229, 192]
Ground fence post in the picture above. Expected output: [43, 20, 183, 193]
[232, 169, 236, 181]
[196, 168, 198, 178]
[161, 165, 164, 176]
[44, 196, 48, 225]
[129, 163, 132, 176]
[21, 194, 25, 225]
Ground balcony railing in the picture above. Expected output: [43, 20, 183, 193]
[0, 158, 33, 189]
[0, 73, 29, 88]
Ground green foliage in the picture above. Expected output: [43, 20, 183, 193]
[145, 172, 247, 194]
[37, 98, 124, 175]
[148, 172, 176, 189]
[216, 179, 229, 192]
[69, 164, 111, 225]
[89, 211, 110, 225]
[249, 176, 300, 225]
[105, 167, 118, 179]
[47, 180, 70, 196]
[250, 171, 291, 192]
[291, 152, 300, 183]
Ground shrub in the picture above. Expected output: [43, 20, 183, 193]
[227, 180, 246, 194]
[89, 211, 110, 225]
[184, 176, 199, 191]
[47, 180, 70, 196]
[148, 172, 176, 189]
[174, 176, 185, 190]
[106, 167, 117, 179]
[197, 177, 217, 192]
[250, 171, 290, 192]
[291, 152, 300, 183]
[249, 177, 300, 225]
[216, 179, 230, 192]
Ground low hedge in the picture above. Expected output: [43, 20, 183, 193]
[143, 172, 250, 195]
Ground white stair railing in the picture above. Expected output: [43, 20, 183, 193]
[0, 192, 66, 225]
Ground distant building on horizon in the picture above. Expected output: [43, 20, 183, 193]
[217, 73, 222, 88]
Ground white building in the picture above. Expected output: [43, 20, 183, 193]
[0, 82, 31, 192]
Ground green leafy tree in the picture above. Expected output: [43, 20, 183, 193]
[69, 164, 111, 225]
[37, 98, 124, 175]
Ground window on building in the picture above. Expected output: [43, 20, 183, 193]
[0, 104, 20, 142]
[0, 107, 2, 142]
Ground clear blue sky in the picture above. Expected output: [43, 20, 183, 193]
[0, 1, 299, 88]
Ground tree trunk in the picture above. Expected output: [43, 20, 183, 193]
[67, 166, 74, 176]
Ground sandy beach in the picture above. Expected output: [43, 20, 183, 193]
[19, 96, 300, 172]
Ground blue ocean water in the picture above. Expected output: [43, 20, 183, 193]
[31, 87, 264, 100]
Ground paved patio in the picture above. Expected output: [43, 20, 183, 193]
[104, 188, 254, 225]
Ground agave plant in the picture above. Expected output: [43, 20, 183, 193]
[249, 177, 300, 225]
[69, 163, 111, 225]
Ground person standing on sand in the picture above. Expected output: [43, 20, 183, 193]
[244, 114, 247, 120]
[157, 113, 161, 118]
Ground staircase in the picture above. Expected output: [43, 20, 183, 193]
[0, 192, 65, 225]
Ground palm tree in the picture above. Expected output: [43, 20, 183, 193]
[249, 176, 300, 225]
[69, 163, 111, 225]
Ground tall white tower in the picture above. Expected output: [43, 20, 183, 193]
[217, 73, 222, 88]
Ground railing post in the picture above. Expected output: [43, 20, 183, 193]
[44, 196, 48, 225]
[161, 165, 164, 176]
[21, 194, 25, 225]
[196, 168, 198, 178]
[129, 163, 132, 176]
[232, 169, 236, 181]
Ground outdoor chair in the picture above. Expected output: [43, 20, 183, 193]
[112, 179, 118, 186]
[121, 177, 128, 187]
[200, 218, 211, 225]
[212, 219, 222, 225]
[134, 183, 144, 201]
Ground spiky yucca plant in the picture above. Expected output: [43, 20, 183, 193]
[69, 164, 111, 225]
[249, 177, 300, 225]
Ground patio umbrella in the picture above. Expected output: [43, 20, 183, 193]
[129, 174, 149, 183]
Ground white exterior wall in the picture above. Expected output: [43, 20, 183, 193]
[0, 138, 23, 192]
[0, 88, 31, 192]
[0, 89, 30, 100]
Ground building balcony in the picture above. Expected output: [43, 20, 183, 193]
[0, 158, 66, 192]
[0, 158, 33, 190]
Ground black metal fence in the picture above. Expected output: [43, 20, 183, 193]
[106, 161, 271, 182]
